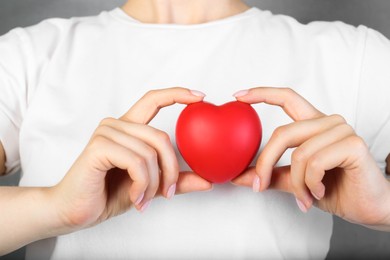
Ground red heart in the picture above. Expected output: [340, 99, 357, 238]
[176, 101, 262, 183]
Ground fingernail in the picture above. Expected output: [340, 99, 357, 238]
[295, 198, 308, 213]
[190, 90, 206, 97]
[140, 200, 152, 213]
[311, 191, 321, 201]
[252, 176, 261, 192]
[233, 89, 249, 98]
[312, 186, 325, 200]
[135, 193, 144, 206]
[167, 184, 176, 199]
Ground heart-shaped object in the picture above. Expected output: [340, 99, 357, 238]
[176, 101, 262, 183]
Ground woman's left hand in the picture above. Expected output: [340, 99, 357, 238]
[232, 87, 390, 231]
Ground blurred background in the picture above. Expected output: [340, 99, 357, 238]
[1, 0, 390, 259]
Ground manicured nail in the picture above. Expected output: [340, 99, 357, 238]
[190, 90, 206, 97]
[252, 176, 261, 192]
[140, 200, 152, 212]
[135, 193, 144, 206]
[311, 191, 321, 201]
[233, 89, 249, 98]
[167, 184, 176, 199]
[295, 198, 308, 213]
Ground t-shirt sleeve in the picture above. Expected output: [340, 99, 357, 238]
[0, 18, 68, 175]
[0, 29, 30, 175]
[355, 27, 390, 174]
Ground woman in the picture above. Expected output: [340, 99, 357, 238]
[0, 0, 389, 259]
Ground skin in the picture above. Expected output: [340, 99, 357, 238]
[0, 142, 4, 175]
[121, 0, 250, 24]
[232, 87, 390, 231]
[0, 0, 389, 255]
[0, 87, 212, 255]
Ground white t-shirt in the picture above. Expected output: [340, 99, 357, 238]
[1, 6, 390, 260]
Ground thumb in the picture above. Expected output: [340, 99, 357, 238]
[231, 166, 292, 193]
[175, 172, 213, 195]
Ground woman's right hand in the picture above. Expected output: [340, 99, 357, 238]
[50, 87, 212, 233]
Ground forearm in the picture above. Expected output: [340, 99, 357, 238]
[0, 186, 66, 255]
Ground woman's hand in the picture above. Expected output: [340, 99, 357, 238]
[51, 87, 212, 232]
[232, 87, 390, 231]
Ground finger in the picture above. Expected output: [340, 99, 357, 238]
[292, 123, 355, 206]
[305, 135, 370, 201]
[87, 136, 149, 208]
[121, 87, 205, 124]
[232, 166, 315, 214]
[100, 118, 179, 198]
[175, 172, 213, 195]
[234, 87, 324, 121]
[93, 124, 160, 207]
[231, 166, 291, 193]
[231, 167, 255, 188]
[255, 115, 346, 191]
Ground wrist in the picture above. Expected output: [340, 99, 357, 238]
[43, 185, 83, 236]
[29, 187, 73, 239]
[363, 180, 390, 231]
[385, 180, 390, 226]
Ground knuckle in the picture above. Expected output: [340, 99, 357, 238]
[133, 156, 147, 171]
[347, 135, 367, 150]
[170, 86, 185, 92]
[90, 134, 108, 146]
[282, 87, 298, 100]
[133, 171, 150, 187]
[328, 114, 346, 124]
[156, 130, 171, 144]
[306, 155, 322, 172]
[282, 87, 296, 96]
[144, 147, 158, 162]
[338, 123, 354, 134]
[99, 117, 116, 126]
[144, 89, 158, 99]
[86, 135, 110, 158]
[91, 125, 115, 143]
[95, 124, 111, 135]
[272, 125, 287, 139]
[291, 148, 308, 164]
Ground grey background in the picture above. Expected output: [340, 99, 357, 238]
[1, 0, 390, 259]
